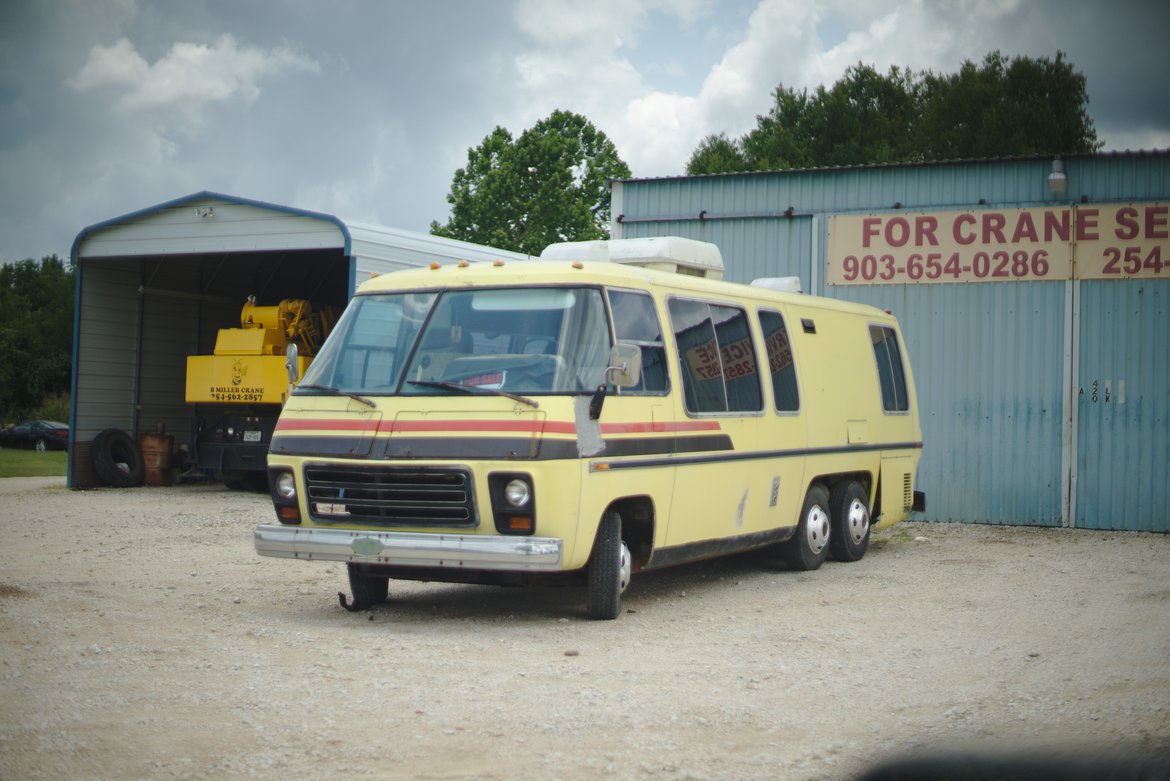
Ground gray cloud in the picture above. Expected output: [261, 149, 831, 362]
[1, 0, 1166, 263]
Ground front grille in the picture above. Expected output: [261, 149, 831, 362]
[305, 465, 477, 527]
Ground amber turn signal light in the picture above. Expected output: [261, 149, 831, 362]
[507, 515, 533, 532]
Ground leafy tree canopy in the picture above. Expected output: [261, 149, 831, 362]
[431, 110, 632, 256]
[0, 255, 75, 421]
[687, 51, 1101, 175]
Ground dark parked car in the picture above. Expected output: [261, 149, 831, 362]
[0, 420, 70, 451]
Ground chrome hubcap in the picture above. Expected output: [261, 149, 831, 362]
[618, 541, 632, 593]
[846, 498, 870, 544]
[806, 504, 830, 554]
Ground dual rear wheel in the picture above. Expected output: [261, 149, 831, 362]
[783, 480, 871, 570]
[586, 482, 870, 619]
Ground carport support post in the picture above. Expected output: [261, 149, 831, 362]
[1062, 278, 1080, 528]
[131, 272, 145, 440]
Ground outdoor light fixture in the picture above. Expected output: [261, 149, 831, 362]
[1047, 158, 1068, 197]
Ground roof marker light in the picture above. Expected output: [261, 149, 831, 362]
[458, 260, 470, 268]
[429, 262, 441, 270]
[493, 260, 505, 267]
[572, 261, 583, 269]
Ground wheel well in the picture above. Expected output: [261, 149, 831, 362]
[809, 472, 874, 504]
[604, 495, 655, 570]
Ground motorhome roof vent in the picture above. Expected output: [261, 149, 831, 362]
[750, 276, 803, 294]
[540, 237, 725, 280]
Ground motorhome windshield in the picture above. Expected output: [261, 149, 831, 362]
[297, 286, 612, 396]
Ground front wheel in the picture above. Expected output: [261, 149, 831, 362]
[783, 484, 831, 571]
[829, 481, 871, 562]
[586, 511, 631, 620]
[339, 563, 389, 612]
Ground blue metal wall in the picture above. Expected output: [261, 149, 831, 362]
[1075, 279, 1170, 531]
[612, 152, 1170, 530]
[830, 281, 1069, 525]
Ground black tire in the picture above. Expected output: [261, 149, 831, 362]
[341, 563, 389, 612]
[586, 510, 629, 620]
[92, 429, 145, 488]
[783, 484, 831, 571]
[829, 481, 871, 562]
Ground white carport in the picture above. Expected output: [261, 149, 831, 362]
[68, 191, 525, 488]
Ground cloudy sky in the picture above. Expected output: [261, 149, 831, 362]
[2, 0, 1168, 263]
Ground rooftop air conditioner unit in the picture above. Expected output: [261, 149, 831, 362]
[540, 237, 725, 280]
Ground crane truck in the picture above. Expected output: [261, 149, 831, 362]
[185, 296, 337, 489]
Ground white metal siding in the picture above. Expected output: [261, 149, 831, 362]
[137, 262, 201, 445]
[348, 222, 529, 280]
[74, 260, 140, 440]
[78, 199, 344, 258]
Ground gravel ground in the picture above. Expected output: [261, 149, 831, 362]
[1, 476, 1168, 780]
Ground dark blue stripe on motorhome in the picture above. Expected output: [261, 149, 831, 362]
[269, 435, 374, 457]
[591, 441, 924, 471]
[269, 433, 735, 461]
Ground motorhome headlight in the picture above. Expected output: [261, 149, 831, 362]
[275, 472, 297, 501]
[504, 478, 531, 507]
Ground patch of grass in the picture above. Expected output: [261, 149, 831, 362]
[0, 449, 68, 478]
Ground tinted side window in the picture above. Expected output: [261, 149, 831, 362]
[759, 310, 799, 412]
[669, 299, 724, 412]
[710, 304, 762, 412]
[609, 289, 667, 393]
[871, 325, 909, 412]
[668, 299, 763, 414]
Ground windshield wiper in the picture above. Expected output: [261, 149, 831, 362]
[407, 379, 539, 409]
[297, 383, 376, 408]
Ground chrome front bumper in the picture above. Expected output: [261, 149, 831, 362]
[254, 524, 564, 571]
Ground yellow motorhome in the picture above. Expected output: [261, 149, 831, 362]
[255, 237, 924, 619]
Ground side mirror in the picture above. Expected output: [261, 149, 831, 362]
[285, 343, 300, 383]
[606, 343, 642, 388]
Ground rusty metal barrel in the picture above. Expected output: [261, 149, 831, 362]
[139, 424, 174, 487]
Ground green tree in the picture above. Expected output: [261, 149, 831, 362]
[0, 255, 75, 421]
[918, 51, 1100, 159]
[686, 51, 1100, 175]
[735, 86, 815, 171]
[432, 110, 632, 256]
[686, 133, 752, 175]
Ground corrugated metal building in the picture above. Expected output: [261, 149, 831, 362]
[611, 151, 1169, 532]
[68, 191, 526, 488]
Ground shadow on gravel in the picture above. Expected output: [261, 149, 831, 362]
[271, 544, 871, 625]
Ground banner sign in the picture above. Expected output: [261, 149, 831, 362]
[827, 203, 1167, 284]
